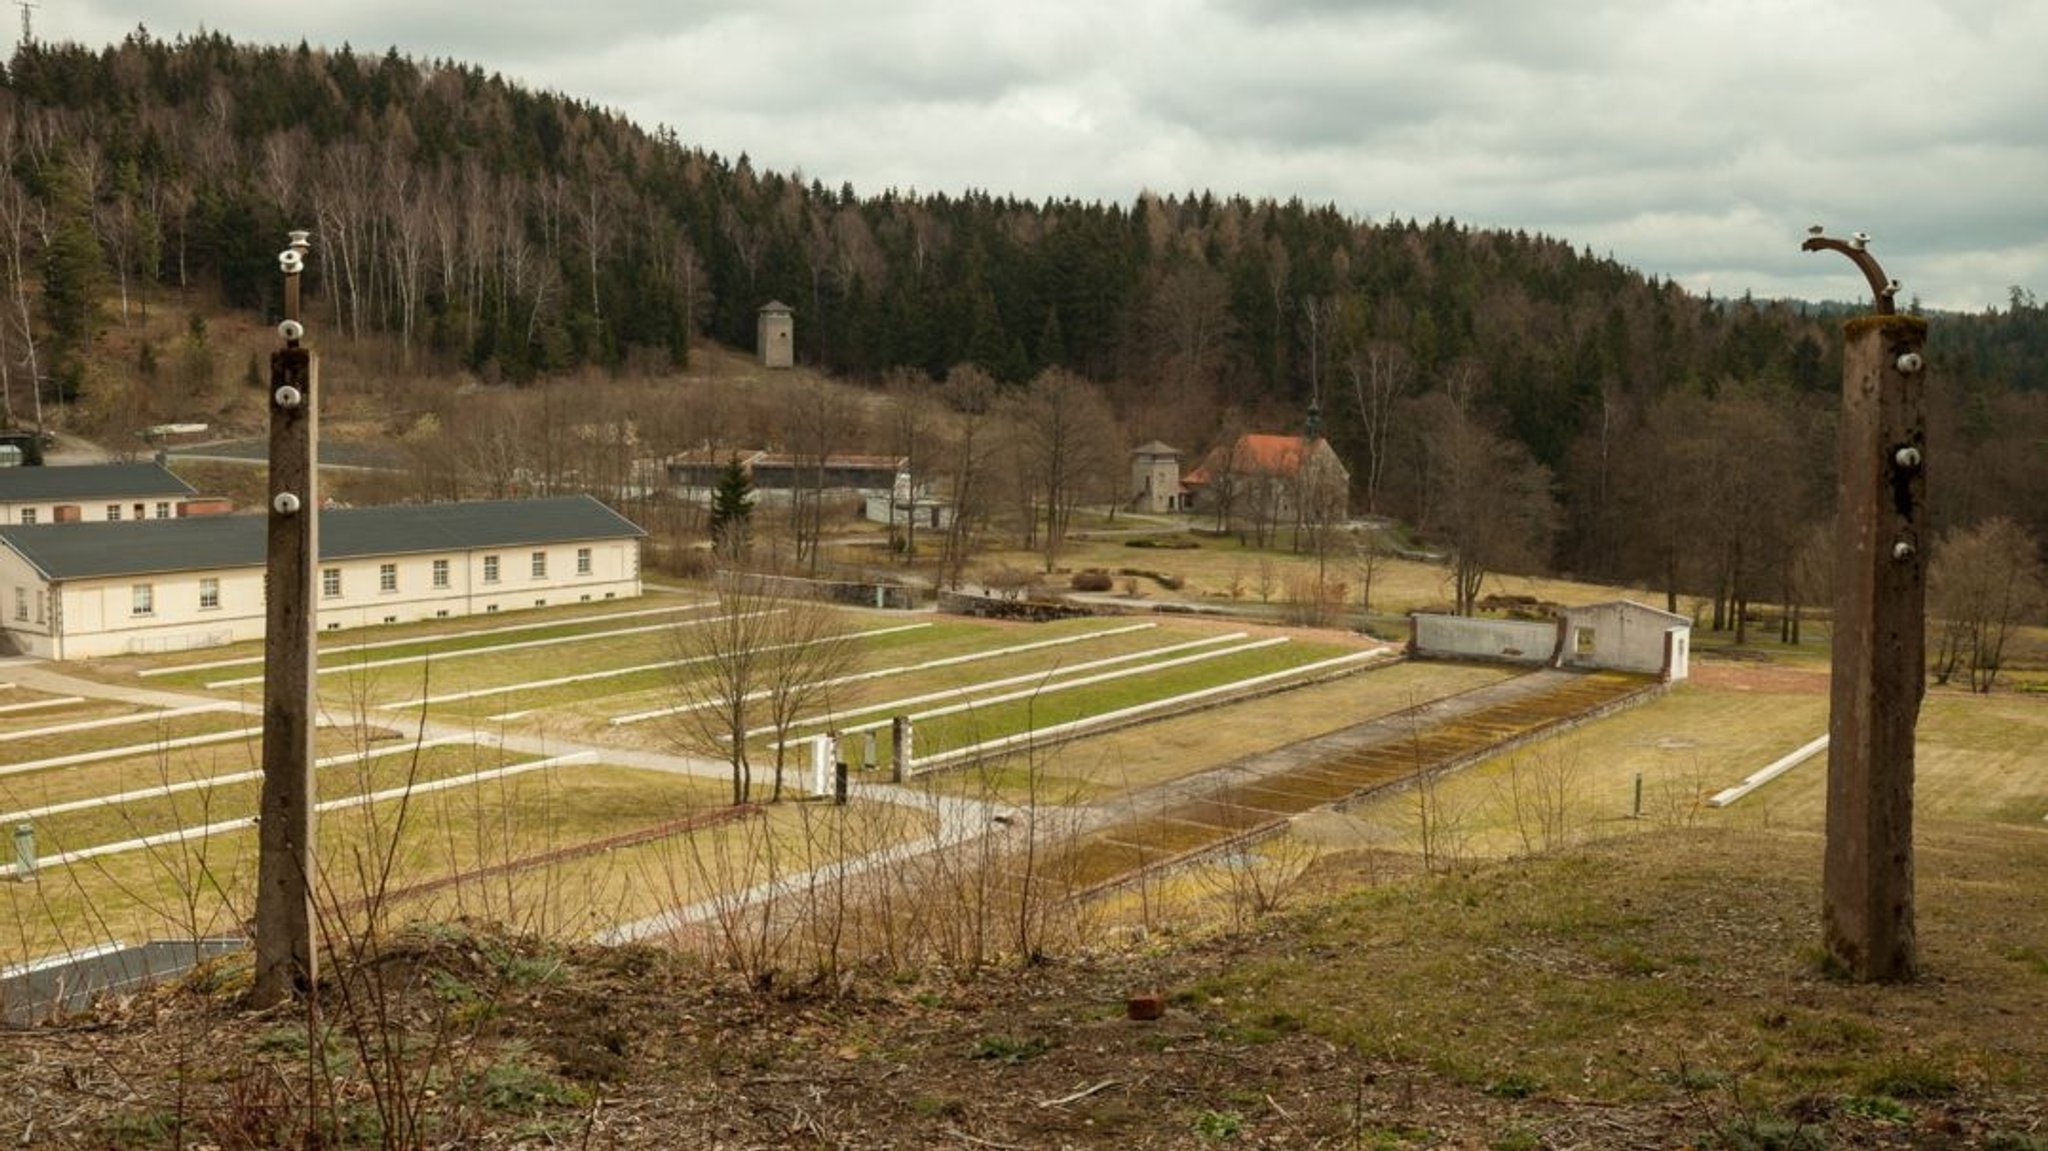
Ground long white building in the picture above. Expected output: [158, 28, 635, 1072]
[0, 462, 204, 525]
[0, 496, 645, 660]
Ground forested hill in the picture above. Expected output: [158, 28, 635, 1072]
[4, 31, 2045, 591]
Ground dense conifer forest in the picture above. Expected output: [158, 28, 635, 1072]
[3, 30, 2043, 613]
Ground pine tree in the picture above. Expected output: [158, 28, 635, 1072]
[708, 456, 754, 561]
[39, 160, 104, 403]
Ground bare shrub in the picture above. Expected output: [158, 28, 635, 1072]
[1255, 557, 1278, 604]
[1493, 739, 1584, 856]
[1645, 757, 1716, 829]
[1404, 711, 1472, 872]
[1196, 831, 1320, 929]
[676, 805, 789, 989]
[1282, 574, 1349, 627]
[1070, 569, 1113, 593]
[984, 564, 1037, 600]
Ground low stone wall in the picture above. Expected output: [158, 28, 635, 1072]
[937, 590, 1102, 622]
[731, 572, 918, 610]
[2, 937, 246, 1025]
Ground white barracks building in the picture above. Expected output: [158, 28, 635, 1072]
[0, 461, 210, 524]
[0, 495, 644, 660]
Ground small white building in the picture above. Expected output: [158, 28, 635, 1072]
[0, 495, 645, 660]
[1409, 599, 1690, 682]
[0, 462, 203, 525]
[862, 474, 956, 532]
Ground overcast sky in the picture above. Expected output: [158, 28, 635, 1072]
[40, 0, 2048, 313]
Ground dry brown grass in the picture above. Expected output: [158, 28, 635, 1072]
[1201, 818, 2048, 1113]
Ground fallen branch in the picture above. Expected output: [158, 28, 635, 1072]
[1037, 1078, 1121, 1108]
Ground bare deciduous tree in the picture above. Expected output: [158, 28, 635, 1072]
[780, 376, 857, 575]
[1930, 517, 2045, 693]
[759, 598, 860, 801]
[938, 364, 996, 587]
[668, 574, 781, 806]
[999, 368, 1120, 572]
[882, 368, 940, 562]
[1346, 339, 1411, 516]
[668, 574, 863, 803]
[1407, 393, 1557, 616]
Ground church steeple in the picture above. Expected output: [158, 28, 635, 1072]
[1304, 397, 1323, 442]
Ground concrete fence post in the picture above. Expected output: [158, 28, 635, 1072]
[811, 734, 833, 797]
[891, 715, 914, 782]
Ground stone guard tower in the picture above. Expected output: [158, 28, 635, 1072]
[1129, 440, 1183, 513]
[757, 301, 794, 369]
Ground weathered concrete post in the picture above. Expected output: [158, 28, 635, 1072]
[811, 734, 833, 797]
[891, 715, 914, 782]
[253, 230, 319, 1007]
[1804, 230, 1926, 983]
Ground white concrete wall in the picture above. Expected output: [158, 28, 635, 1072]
[3, 538, 644, 660]
[1411, 614, 1559, 664]
[1665, 629, 1690, 682]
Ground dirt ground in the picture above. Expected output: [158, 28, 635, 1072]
[7, 821, 2045, 1151]
[1688, 659, 1832, 695]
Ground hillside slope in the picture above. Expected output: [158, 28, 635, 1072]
[9, 820, 2044, 1149]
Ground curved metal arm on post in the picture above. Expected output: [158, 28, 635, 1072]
[1801, 230, 1896, 314]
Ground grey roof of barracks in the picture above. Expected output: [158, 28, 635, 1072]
[0, 462, 196, 501]
[0, 495, 644, 581]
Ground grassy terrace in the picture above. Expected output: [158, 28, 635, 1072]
[7, 743, 522, 858]
[0, 709, 257, 768]
[0, 693, 135, 732]
[20, 577, 1790, 977]
[866, 638, 1361, 765]
[0, 726, 392, 810]
[381, 796, 937, 938]
[0, 702, 145, 739]
[1329, 665, 1832, 857]
[585, 620, 1197, 737]
[311, 615, 986, 720]
[1042, 671, 1659, 891]
[0, 763, 937, 965]
[921, 660, 1518, 806]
